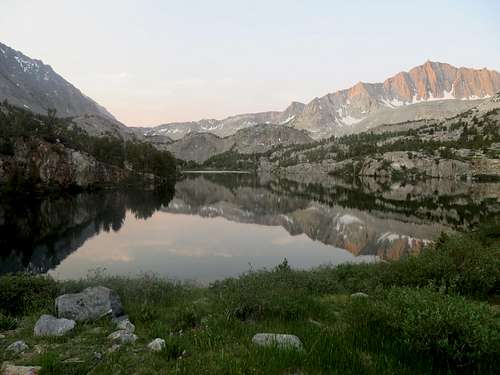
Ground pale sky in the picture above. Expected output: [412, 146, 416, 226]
[1, 0, 499, 126]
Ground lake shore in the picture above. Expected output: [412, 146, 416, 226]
[1, 224, 499, 374]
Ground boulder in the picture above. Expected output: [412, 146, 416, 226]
[1, 362, 41, 375]
[147, 338, 165, 352]
[55, 286, 123, 321]
[6, 341, 28, 354]
[251, 333, 303, 351]
[33, 315, 75, 337]
[108, 330, 138, 344]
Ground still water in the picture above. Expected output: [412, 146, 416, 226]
[1, 173, 499, 283]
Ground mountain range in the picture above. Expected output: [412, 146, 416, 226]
[146, 61, 500, 140]
[1, 41, 499, 145]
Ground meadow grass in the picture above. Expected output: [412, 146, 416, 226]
[0, 227, 499, 374]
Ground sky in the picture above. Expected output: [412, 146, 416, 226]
[1, 0, 499, 126]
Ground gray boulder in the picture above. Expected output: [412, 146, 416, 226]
[55, 286, 123, 321]
[252, 333, 304, 351]
[147, 338, 165, 352]
[6, 340, 29, 354]
[34, 315, 75, 337]
[108, 330, 138, 344]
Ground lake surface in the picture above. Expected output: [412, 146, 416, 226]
[1, 173, 499, 283]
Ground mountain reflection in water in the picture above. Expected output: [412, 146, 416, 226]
[1, 174, 498, 282]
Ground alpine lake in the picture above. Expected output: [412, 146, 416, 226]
[1, 172, 499, 284]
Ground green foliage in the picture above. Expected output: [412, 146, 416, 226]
[0, 312, 18, 330]
[201, 150, 260, 170]
[158, 337, 184, 360]
[345, 287, 500, 371]
[0, 102, 176, 191]
[211, 259, 324, 321]
[0, 274, 58, 316]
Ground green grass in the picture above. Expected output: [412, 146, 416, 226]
[1, 228, 499, 374]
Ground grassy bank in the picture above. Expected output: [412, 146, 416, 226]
[1, 226, 499, 374]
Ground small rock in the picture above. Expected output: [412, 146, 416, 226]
[56, 286, 123, 321]
[89, 327, 104, 335]
[0, 334, 5, 339]
[6, 341, 28, 354]
[252, 333, 304, 351]
[350, 292, 369, 299]
[33, 345, 45, 355]
[62, 358, 84, 364]
[94, 352, 102, 360]
[108, 330, 138, 344]
[1, 362, 41, 375]
[107, 344, 121, 353]
[147, 338, 165, 352]
[116, 319, 135, 333]
[308, 319, 323, 327]
[34, 315, 75, 337]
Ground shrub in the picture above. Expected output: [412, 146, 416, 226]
[383, 232, 500, 297]
[0, 274, 58, 316]
[211, 261, 322, 321]
[0, 312, 17, 330]
[345, 287, 500, 371]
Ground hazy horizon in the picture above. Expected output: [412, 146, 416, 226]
[1, 0, 499, 126]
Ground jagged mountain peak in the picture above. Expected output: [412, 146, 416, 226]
[290, 61, 500, 138]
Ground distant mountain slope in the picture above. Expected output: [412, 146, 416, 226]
[0, 41, 115, 120]
[149, 61, 500, 140]
[165, 124, 313, 163]
[146, 101, 306, 140]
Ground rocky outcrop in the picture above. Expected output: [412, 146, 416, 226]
[0, 138, 156, 190]
[359, 152, 471, 179]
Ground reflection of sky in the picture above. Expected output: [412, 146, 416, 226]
[49, 210, 374, 284]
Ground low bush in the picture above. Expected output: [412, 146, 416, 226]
[211, 261, 323, 321]
[345, 287, 500, 372]
[0, 274, 58, 316]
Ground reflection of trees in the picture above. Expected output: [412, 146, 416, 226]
[0, 188, 174, 275]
